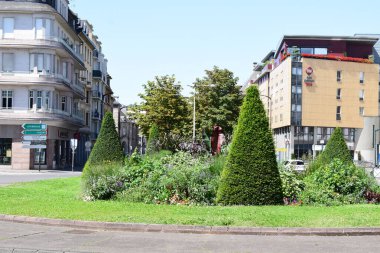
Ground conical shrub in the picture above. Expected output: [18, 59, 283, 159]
[217, 86, 283, 205]
[319, 127, 353, 165]
[83, 111, 124, 173]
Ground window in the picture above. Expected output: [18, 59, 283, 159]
[36, 91, 42, 109]
[337, 88, 341, 99]
[359, 72, 364, 84]
[336, 106, 341, 120]
[359, 89, 364, 101]
[61, 96, 66, 111]
[1, 91, 12, 109]
[29, 91, 34, 109]
[34, 149, 46, 165]
[62, 62, 68, 78]
[2, 53, 14, 72]
[85, 112, 89, 126]
[314, 48, 328, 55]
[35, 18, 52, 39]
[292, 67, 302, 76]
[0, 138, 12, 165]
[359, 107, 364, 116]
[337, 70, 342, 82]
[300, 48, 313, 54]
[30, 53, 44, 73]
[45, 91, 50, 110]
[3, 18, 14, 39]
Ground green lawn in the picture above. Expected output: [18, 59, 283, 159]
[0, 177, 379, 227]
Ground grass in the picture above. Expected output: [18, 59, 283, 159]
[0, 177, 380, 227]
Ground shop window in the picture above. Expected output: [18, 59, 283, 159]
[0, 138, 12, 165]
[34, 149, 46, 165]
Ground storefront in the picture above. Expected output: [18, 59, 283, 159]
[0, 138, 12, 166]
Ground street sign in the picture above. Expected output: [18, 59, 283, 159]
[22, 141, 31, 145]
[22, 130, 47, 135]
[70, 138, 78, 150]
[22, 123, 47, 130]
[85, 141, 92, 152]
[22, 135, 47, 141]
[22, 144, 47, 149]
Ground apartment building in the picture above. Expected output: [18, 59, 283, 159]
[0, 0, 114, 170]
[246, 35, 380, 163]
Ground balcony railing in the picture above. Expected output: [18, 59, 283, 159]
[0, 71, 85, 97]
[93, 70, 102, 78]
[0, 107, 84, 124]
[0, 37, 84, 65]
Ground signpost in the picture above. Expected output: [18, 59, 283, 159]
[21, 123, 47, 172]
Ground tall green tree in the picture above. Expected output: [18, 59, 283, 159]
[193, 66, 243, 138]
[83, 112, 124, 173]
[217, 85, 283, 205]
[146, 123, 160, 154]
[129, 75, 190, 149]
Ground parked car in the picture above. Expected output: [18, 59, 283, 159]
[283, 160, 306, 172]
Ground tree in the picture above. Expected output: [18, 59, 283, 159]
[193, 66, 243, 138]
[129, 75, 190, 150]
[146, 123, 160, 154]
[319, 127, 353, 165]
[83, 112, 124, 173]
[217, 85, 283, 205]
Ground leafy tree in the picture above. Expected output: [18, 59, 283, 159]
[319, 127, 353, 165]
[129, 75, 190, 149]
[217, 85, 283, 205]
[83, 112, 124, 173]
[193, 66, 243, 138]
[146, 124, 160, 154]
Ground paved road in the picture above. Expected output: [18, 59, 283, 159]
[0, 221, 380, 253]
[0, 170, 81, 186]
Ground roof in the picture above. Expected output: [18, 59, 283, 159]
[274, 35, 379, 58]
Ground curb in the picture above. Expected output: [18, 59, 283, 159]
[2, 214, 380, 236]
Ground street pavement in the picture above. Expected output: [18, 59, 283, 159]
[0, 221, 380, 253]
[0, 169, 81, 186]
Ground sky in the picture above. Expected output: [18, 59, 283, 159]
[70, 0, 380, 106]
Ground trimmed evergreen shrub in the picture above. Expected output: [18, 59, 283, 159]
[216, 86, 283, 205]
[83, 112, 124, 174]
[146, 124, 160, 154]
[319, 127, 353, 165]
[307, 127, 353, 175]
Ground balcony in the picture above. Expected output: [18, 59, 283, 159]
[93, 70, 102, 79]
[0, 71, 85, 98]
[0, 0, 55, 7]
[0, 37, 84, 68]
[92, 90, 102, 100]
[0, 107, 84, 125]
[92, 111, 102, 121]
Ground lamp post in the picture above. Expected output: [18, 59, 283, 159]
[190, 84, 216, 144]
[259, 94, 272, 130]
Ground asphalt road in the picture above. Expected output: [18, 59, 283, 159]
[0, 170, 81, 186]
[0, 221, 380, 253]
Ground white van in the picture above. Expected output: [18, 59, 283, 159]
[283, 160, 305, 172]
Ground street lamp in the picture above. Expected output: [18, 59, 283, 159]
[190, 83, 216, 144]
[259, 94, 272, 130]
